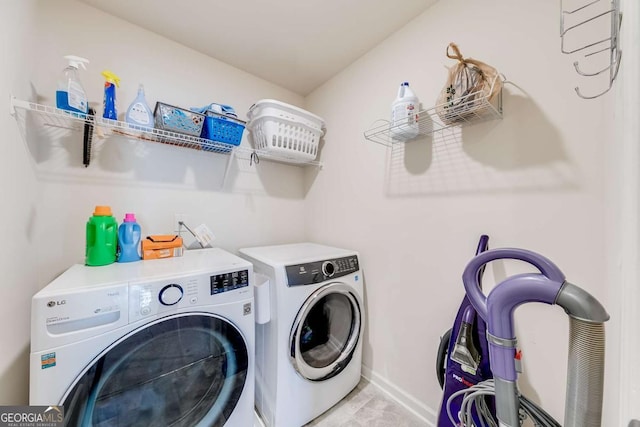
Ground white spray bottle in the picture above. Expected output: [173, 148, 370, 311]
[56, 55, 89, 114]
[390, 81, 420, 141]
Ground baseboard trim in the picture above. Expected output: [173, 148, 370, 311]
[361, 365, 437, 426]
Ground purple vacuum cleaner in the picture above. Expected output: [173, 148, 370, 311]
[437, 237, 559, 426]
[462, 247, 609, 427]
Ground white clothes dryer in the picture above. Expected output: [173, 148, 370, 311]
[239, 243, 364, 427]
[30, 249, 255, 427]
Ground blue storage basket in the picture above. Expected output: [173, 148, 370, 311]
[201, 111, 246, 151]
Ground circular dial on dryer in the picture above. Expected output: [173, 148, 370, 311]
[322, 261, 336, 277]
[159, 284, 183, 306]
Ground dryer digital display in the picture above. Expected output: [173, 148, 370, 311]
[210, 269, 249, 294]
[286, 256, 359, 286]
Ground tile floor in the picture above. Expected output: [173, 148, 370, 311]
[253, 378, 427, 427]
[304, 379, 427, 427]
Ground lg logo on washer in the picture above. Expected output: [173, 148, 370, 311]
[47, 300, 66, 308]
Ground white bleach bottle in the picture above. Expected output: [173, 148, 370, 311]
[390, 82, 420, 141]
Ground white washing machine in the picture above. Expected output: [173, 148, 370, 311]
[239, 243, 364, 427]
[30, 248, 255, 427]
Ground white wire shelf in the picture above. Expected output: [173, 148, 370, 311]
[364, 77, 504, 147]
[10, 97, 323, 169]
[10, 97, 241, 155]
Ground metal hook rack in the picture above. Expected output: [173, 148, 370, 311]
[560, 0, 622, 99]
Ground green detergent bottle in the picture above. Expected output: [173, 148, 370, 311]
[86, 205, 118, 266]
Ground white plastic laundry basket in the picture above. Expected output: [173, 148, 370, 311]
[247, 99, 325, 163]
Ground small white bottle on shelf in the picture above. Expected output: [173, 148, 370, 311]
[390, 82, 420, 141]
[125, 84, 154, 130]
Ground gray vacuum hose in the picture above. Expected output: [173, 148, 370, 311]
[565, 318, 606, 427]
[556, 282, 609, 427]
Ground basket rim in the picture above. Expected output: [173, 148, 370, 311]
[204, 110, 246, 125]
[154, 101, 206, 119]
[247, 113, 324, 135]
[247, 99, 324, 124]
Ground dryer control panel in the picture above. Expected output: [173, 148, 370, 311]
[286, 256, 359, 286]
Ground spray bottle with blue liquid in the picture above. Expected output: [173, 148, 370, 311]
[56, 55, 89, 114]
[101, 70, 120, 120]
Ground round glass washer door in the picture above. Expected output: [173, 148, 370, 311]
[61, 313, 248, 427]
[289, 282, 363, 381]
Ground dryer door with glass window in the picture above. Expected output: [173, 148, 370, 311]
[289, 282, 362, 381]
[61, 313, 248, 427]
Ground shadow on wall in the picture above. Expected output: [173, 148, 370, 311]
[404, 134, 434, 175]
[516, 357, 545, 423]
[359, 269, 375, 380]
[302, 135, 325, 197]
[462, 86, 568, 171]
[384, 88, 579, 197]
[0, 345, 30, 405]
[223, 151, 309, 200]
[237, 130, 323, 200]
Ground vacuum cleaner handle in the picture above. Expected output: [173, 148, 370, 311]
[475, 234, 489, 255]
[462, 248, 566, 321]
[475, 235, 490, 290]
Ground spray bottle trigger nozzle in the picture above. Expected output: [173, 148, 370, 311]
[64, 55, 89, 70]
[102, 70, 121, 88]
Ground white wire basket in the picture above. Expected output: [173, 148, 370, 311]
[247, 99, 325, 163]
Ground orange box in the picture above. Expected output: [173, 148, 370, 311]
[142, 235, 184, 260]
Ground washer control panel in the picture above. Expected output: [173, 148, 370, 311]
[286, 256, 359, 286]
[129, 269, 250, 322]
[210, 270, 249, 295]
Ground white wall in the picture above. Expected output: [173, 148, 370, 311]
[0, 0, 39, 405]
[28, 0, 309, 285]
[606, 0, 640, 424]
[306, 0, 611, 423]
[0, 0, 309, 404]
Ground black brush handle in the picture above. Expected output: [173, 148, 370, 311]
[83, 108, 95, 167]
